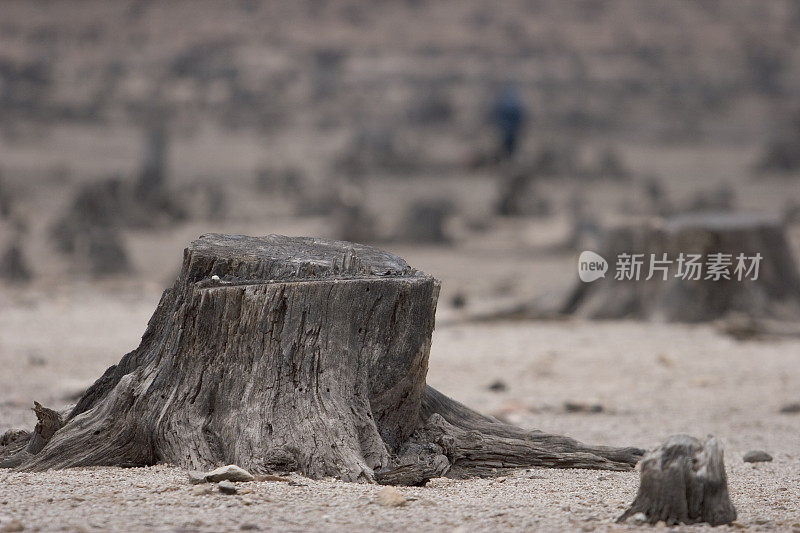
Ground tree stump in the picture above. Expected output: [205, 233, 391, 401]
[562, 212, 800, 322]
[396, 199, 454, 243]
[0, 172, 12, 219]
[1, 234, 642, 483]
[618, 435, 736, 526]
[1, 239, 33, 283]
[495, 169, 552, 218]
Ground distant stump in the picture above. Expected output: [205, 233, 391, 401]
[563, 212, 800, 322]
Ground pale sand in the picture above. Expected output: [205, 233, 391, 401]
[1, 292, 799, 532]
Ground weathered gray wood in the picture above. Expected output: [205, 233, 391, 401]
[374, 441, 450, 486]
[418, 388, 642, 473]
[1, 233, 642, 483]
[0, 402, 63, 468]
[618, 435, 736, 526]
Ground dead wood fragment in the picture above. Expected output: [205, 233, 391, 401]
[0, 402, 63, 468]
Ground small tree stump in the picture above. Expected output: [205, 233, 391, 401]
[396, 199, 454, 243]
[618, 435, 736, 526]
[1, 240, 33, 283]
[563, 213, 800, 322]
[1, 234, 642, 482]
[0, 172, 12, 219]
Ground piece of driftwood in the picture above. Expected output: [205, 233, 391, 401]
[618, 435, 736, 526]
[0, 234, 642, 483]
[0, 402, 63, 468]
[563, 212, 800, 322]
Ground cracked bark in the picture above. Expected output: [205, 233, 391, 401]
[1, 233, 642, 483]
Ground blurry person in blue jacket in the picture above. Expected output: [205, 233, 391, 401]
[492, 84, 526, 161]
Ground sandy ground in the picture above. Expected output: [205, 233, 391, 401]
[1, 154, 799, 531]
[2, 2, 800, 530]
[1, 286, 799, 532]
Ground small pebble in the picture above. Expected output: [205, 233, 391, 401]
[375, 486, 407, 507]
[218, 481, 238, 495]
[205, 465, 254, 483]
[188, 471, 206, 485]
[0, 519, 24, 533]
[743, 450, 773, 463]
[487, 380, 507, 392]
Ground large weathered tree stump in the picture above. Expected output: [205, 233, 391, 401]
[618, 435, 736, 526]
[1, 234, 642, 483]
[562, 212, 800, 322]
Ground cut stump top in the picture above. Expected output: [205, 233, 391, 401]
[183, 233, 426, 285]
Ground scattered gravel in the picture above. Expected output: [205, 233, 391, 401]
[0, 462, 797, 531]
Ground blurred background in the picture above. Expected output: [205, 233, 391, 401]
[2, 1, 800, 432]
